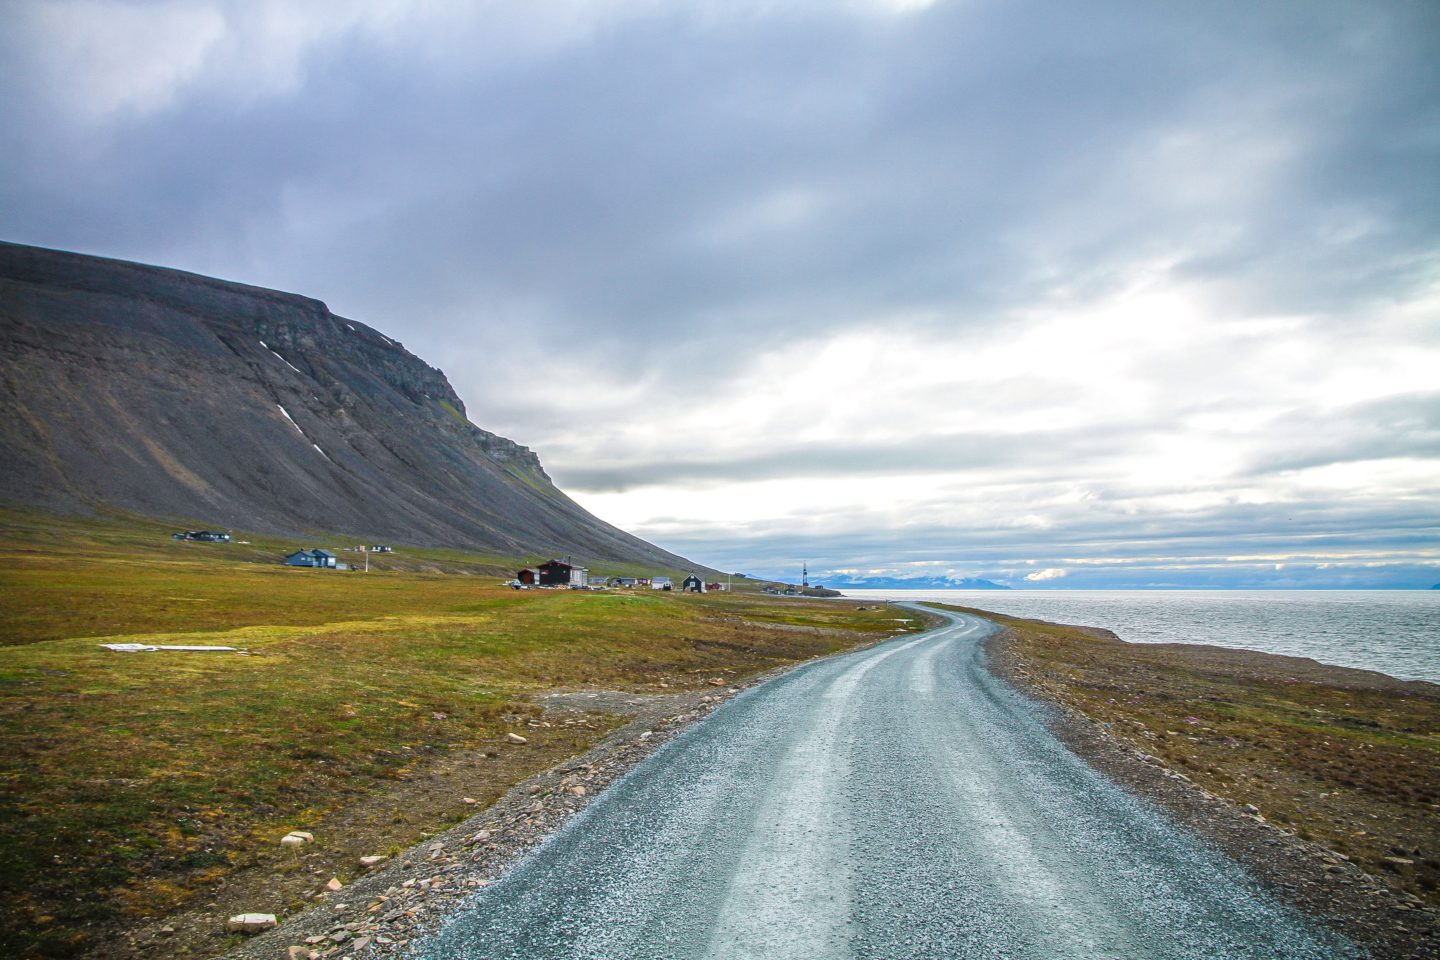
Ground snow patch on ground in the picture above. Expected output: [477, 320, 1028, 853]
[275, 404, 302, 433]
[277, 405, 333, 463]
[270, 350, 303, 375]
[261, 340, 305, 375]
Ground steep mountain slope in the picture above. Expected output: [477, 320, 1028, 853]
[0, 241, 698, 570]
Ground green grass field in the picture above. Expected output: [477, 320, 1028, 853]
[0, 509, 907, 957]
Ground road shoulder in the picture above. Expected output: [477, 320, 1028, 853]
[976, 609, 1439, 960]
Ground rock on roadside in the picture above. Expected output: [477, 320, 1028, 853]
[226, 914, 277, 935]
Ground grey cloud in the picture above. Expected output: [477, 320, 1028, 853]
[554, 427, 1143, 492]
[1244, 391, 1440, 475]
[7, 1, 1436, 370]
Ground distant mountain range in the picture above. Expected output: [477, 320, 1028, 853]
[0, 242, 705, 571]
[828, 576, 1011, 590]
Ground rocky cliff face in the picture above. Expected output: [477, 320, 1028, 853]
[0, 241, 696, 569]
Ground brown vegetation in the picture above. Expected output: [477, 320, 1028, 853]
[959, 605, 1440, 912]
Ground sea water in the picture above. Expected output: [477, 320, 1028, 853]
[844, 589, 1440, 684]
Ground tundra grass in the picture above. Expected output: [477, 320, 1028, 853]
[0, 517, 910, 958]
[944, 604, 1440, 910]
[0, 507, 706, 645]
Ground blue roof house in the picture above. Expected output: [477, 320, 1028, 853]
[285, 549, 338, 568]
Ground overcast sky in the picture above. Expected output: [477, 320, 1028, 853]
[3, 0, 1437, 587]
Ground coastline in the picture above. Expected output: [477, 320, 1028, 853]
[967, 603, 1440, 960]
[845, 587, 1440, 684]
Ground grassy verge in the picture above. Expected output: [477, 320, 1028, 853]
[939, 604, 1440, 910]
[0, 511, 912, 958]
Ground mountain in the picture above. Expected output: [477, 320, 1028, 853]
[829, 576, 1012, 590]
[0, 241, 700, 570]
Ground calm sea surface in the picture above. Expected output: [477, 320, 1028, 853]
[844, 589, 1440, 684]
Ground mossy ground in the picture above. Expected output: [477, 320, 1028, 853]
[0, 509, 908, 958]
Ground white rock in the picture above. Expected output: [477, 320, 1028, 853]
[359, 855, 386, 867]
[226, 913, 278, 934]
[505, 732, 528, 744]
[462, 796, 478, 805]
[326, 877, 344, 892]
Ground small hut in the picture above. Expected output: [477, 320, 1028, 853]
[537, 560, 589, 588]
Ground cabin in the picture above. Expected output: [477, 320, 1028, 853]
[368, 545, 394, 553]
[706, 582, 724, 592]
[173, 530, 230, 542]
[681, 575, 704, 593]
[516, 568, 539, 585]
[285, 549, 337, 568]
[611, 577, 639, 588]
[651, 576, 672, 591]
[536, 559, 588, 588]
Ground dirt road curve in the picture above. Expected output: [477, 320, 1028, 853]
[411, 607, 1357, 959]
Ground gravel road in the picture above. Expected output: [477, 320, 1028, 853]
[409, 607, 1360, 959]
